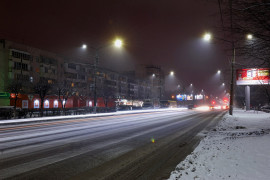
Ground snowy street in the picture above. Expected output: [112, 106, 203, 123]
[0, 109, 225, 179]
[169, 109, 270, 180]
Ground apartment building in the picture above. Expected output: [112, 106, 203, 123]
[0, 39, 64, 106]
[0, 39, 158, 108]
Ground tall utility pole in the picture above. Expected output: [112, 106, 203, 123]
[159, 67, 162, 102]
[93, 51, 99, 114]
[229, 0, 234, 115]
[229, 44, 235, 115]
[82, 39, 123, 114]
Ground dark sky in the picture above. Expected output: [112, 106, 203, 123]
[0, 0, 228, 96]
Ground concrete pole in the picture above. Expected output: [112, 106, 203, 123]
[245, 85, 250, 111]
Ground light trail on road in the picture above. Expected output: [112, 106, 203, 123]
[0, 109, 226, 179]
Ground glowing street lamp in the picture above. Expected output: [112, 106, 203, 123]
[217, 70, 221, 74]
[247, 34, 253, 40]
[81, 38, 123, 113]
[170, 71, 174, 76]
[202, 31, 235, 115]
[82, 44, 87, 49]
[203, 33, 212, 42]
[114, 39, 123, 48]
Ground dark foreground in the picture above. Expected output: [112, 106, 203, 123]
[0, 109, 226, 180]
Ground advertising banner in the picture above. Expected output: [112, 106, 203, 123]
[176, 94, 186, 101]
[195, 94, 204, 100]
[236, 68, 270, 85]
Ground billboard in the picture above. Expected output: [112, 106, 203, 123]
[236, 68, 270, 85]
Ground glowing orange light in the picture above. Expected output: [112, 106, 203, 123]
[10, 93, 16, 98]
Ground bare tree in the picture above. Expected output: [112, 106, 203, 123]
[6, 81, 23, 114]
[102, 82, 117, 111]
[54, 81, 76, 113]
[218, 0, 270, 66]
[33, 81, 51, 116]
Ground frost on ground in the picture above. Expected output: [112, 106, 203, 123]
[169, 109, 270, 180]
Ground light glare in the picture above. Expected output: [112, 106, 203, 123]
[114, 39, 123, 48]
[196, 106, 210, 111]
[247, 34, 253, 40]
[203, 33, 212, 41]
[82, 44, 87, 49]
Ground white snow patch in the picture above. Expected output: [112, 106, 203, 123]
[169, 109, 270, 180]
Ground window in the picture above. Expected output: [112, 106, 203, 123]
[78, 74, 85, 80]
[11, 50, 31, 60]
[34, 99, 40, 108]
[14, 62, 28, 71]
[54, 100, 58, 108]
[68, 63, 76, 69]
[16, 74, 29, 81]
[44, 100, 49, 108]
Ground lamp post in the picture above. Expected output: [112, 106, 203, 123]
[203, 32, 235, 115]
[82, 38, 123, 113]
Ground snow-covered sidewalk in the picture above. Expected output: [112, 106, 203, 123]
[169, 109, 270, 180]
[0, 108, 187, 125]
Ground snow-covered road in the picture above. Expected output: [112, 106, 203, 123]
[0, 109, 225, 179]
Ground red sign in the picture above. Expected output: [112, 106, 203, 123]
[236, 68, 270, 85]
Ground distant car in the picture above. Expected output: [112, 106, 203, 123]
[188, 104, 194, 109]
[260, 105, 270, 113]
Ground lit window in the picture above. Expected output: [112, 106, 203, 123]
[89, 101, 92, 107]
[54, 100, 58, 108]
[34, 99, 40, 108]
[44, 100, 49, 108]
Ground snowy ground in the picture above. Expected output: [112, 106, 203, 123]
[169, 109, 270, 180]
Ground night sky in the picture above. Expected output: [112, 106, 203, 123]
[0, 0, 229, 96]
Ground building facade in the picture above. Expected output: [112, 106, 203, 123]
[0, 39, 161, 108]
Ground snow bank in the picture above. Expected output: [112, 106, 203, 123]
[169, 109, 270, 180]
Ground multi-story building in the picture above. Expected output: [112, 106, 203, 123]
[0, 39, 163, 108]
[0, 39, 64, 106]
[136, 65, 165, 102]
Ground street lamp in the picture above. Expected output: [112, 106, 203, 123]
[114, 39, 123, 48]
[247, 34, 253, 40]
[170, 71, 174, 76]
[203, 33, 212, 41]
[217, 70, 221, 74]
[82, 44, 87, 49]
[82, 38, 123, 113]
[203, 32, 235, 115]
